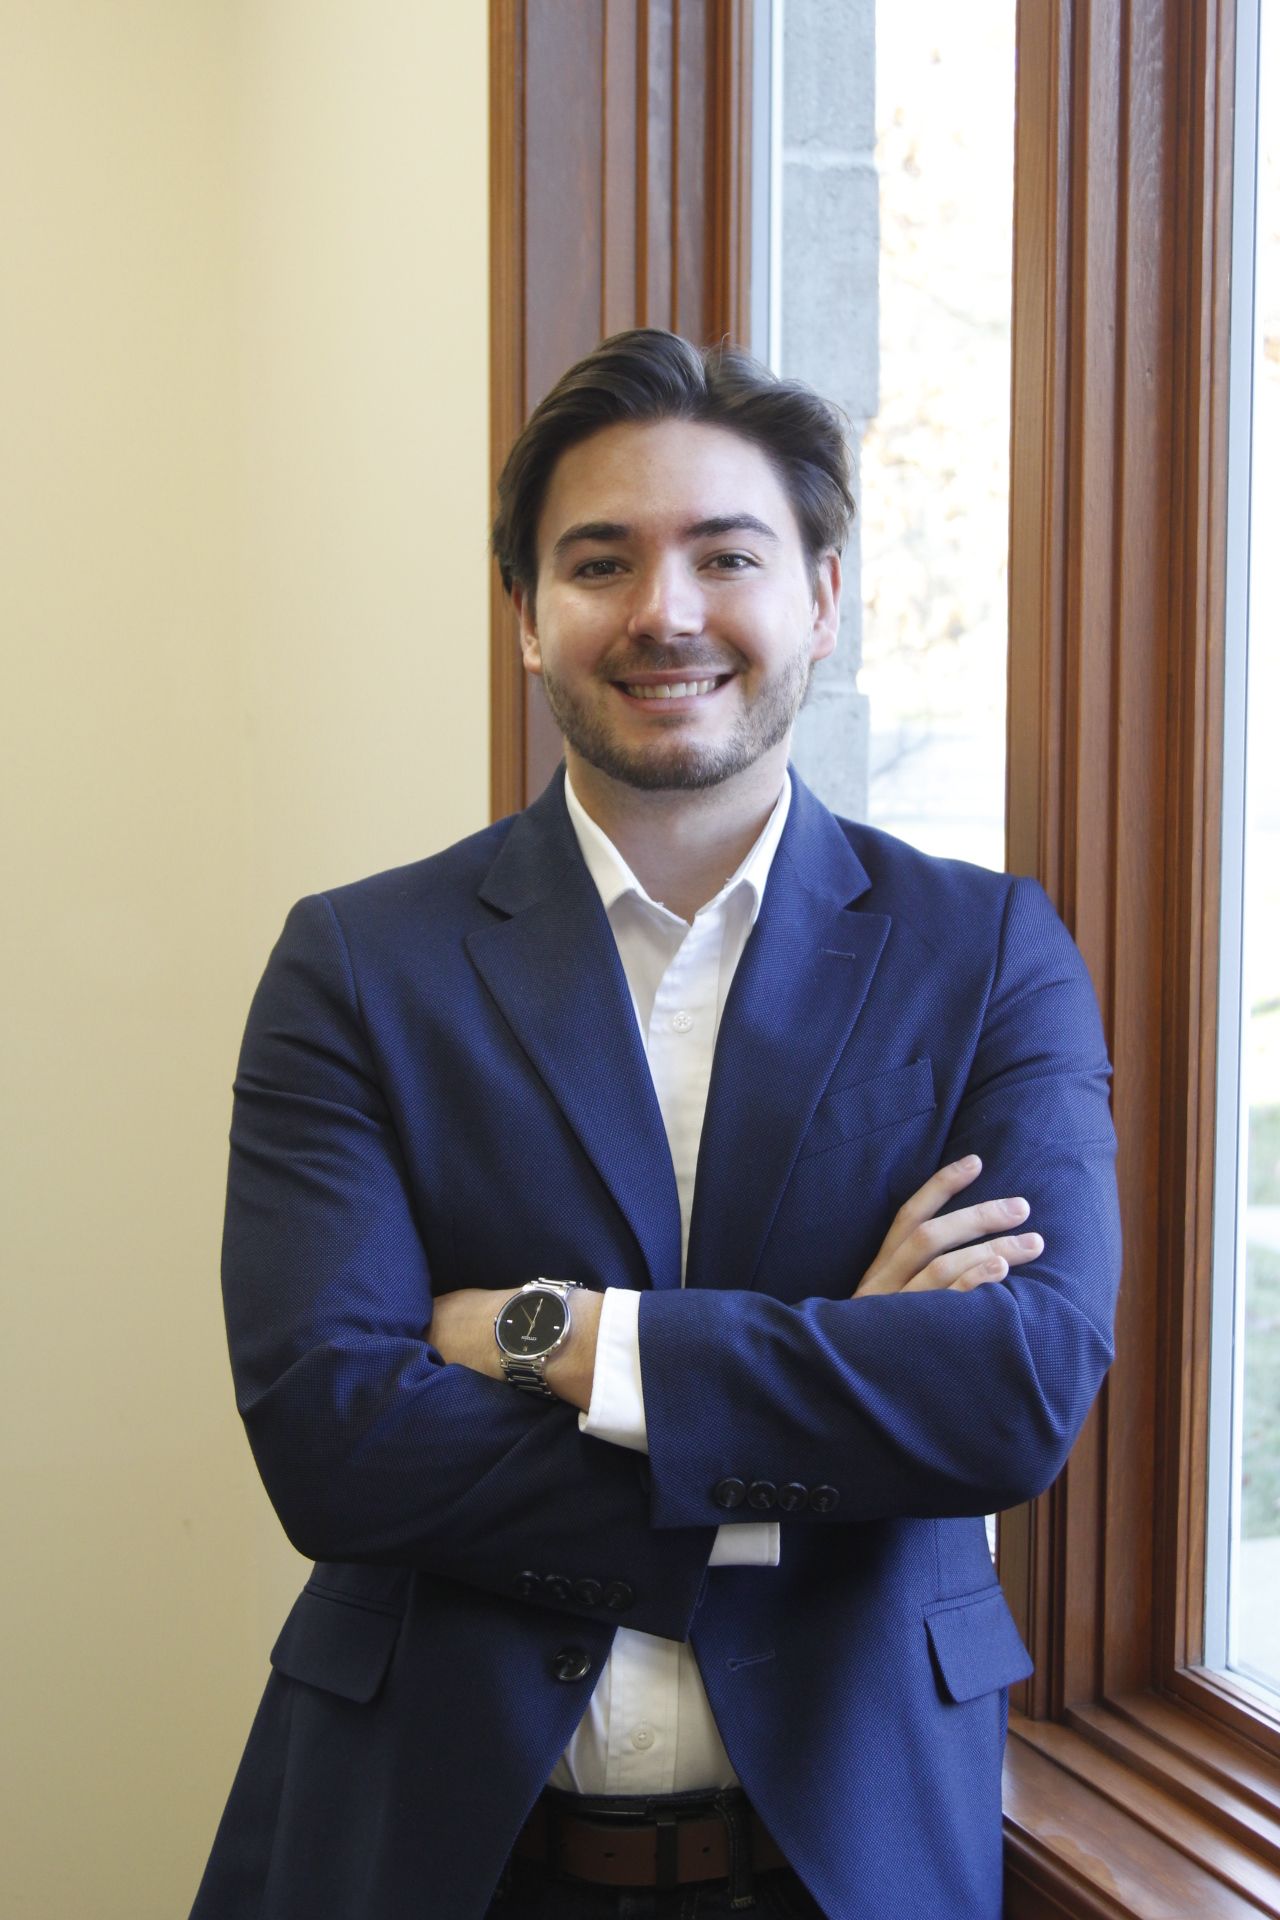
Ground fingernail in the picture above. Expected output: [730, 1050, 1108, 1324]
[1004, 1197, 1029, 1218]
[985, 1257, 1008, 1278]
[955, 1154, 980, 1172]
[1015, 1233, 1042, 1252]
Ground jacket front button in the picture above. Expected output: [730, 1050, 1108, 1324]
[713, 1477, 747, 1509]
[551, 1646, 593, 1683]
[809, 1485, 841, 1514]
[747, 1480, 777, 1511]
[603, 1580, 635, 1612]
[544, 1575, 572, 1603]
[573, 1578, 603, 1607]
[777, 1482, 808, 1512]
[516, 1570, 542, 1597]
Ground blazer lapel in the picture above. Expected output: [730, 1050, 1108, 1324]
[466, 775, 683, 1291]
[685, 774, 890, 1292]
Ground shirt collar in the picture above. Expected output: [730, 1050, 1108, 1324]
[563, 766, 792, 925]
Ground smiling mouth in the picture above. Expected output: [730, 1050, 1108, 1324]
[616, 674, 732, 703]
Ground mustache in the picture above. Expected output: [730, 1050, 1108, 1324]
[604, 647, 743, 678]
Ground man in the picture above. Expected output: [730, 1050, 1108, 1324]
[192, 331, 1120, 1920]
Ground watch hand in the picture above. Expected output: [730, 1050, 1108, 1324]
[527, 1299, 545, 1337]
[520, 1304, 538, 1335]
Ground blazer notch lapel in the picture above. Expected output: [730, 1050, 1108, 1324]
[467, 819, 683, 1293]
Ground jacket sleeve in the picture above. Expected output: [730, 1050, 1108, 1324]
[637, 877, 1121, 1527]
[221, 893, 714, 1641]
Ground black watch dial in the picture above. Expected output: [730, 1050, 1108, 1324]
[496, 1289, 569, 1358]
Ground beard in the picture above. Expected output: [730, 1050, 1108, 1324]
[539, 644, 815, 792]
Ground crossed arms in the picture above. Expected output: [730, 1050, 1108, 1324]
[426, 1155, 1048, 1409]
[222, 877, 1120, 1642]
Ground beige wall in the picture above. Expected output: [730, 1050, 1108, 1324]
[1, 6, 489, 1915]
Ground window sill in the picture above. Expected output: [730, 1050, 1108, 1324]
[1003, 1701, 1280, 1917]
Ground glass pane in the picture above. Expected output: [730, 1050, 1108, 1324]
[769, 0, 1014, 871]
[858, 3, 1014, 870]
[1228, 0, 1280, 1698]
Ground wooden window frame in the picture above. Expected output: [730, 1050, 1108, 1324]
[1002, 0, 1280, 1909]
[491, 1, 1280, 1909]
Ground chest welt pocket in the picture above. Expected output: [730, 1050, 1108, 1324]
[269, 1587, 404, 1704]
[797, 1057, 936, 1162]
[924, 1585, 1034, 1704]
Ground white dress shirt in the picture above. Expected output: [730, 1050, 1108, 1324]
[547, 770, 790, 1795]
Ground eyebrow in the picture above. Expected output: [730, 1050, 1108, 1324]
[550, 513, 781, 560]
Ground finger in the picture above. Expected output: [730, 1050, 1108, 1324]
[947, 1258, 1008, 1293]
[902, 1230, 1043, 1294]
[876, 1155, 984, 1264]
[875, 1196, 1032, 1294]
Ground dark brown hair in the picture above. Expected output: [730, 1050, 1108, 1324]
[492, 329, 855, 597]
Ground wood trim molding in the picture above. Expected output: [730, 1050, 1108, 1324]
[488, 0, 755, 815]
[1156, 0, 1235, 1712]
[1005, 1714, 1280, 1918]
[1002, 0, 1226, 1701]
[706, 0, 753, 348]
[488, 0, 527, 823]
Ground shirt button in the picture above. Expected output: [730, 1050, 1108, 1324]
[671, 1010, 694, 1033]
[630, 1724, 655, 1750]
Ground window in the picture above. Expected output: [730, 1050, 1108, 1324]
[1207, 0, 1280, 1706]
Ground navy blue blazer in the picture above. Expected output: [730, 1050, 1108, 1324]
[192, 769, 1120, 1920]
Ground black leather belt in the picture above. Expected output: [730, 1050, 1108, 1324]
[514, 1785, 786, 1905]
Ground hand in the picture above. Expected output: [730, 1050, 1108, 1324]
[853, 1155, 1043, 1298]
[424, 1287, 507, 1381]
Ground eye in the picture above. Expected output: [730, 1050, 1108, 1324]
[574, 557, 624, 580]
[705, 551, 757, 572]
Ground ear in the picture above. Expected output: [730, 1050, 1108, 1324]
[808, 551, 841, 663]
[511, 582, 543, 677]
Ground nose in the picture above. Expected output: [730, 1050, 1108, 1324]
[625, 559, 704, 645]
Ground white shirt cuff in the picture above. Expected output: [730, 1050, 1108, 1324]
[579, 1286, 648, 1452]
[709, 1521, 780, 1567]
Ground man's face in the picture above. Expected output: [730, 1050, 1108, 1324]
[512, 418, 840, 794]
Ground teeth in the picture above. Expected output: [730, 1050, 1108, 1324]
[624, 678, 720, 700]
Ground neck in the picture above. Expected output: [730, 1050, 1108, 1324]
[565, 747, 789, 922]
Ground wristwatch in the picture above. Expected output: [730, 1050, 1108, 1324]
[494, 1278, 586, 1396]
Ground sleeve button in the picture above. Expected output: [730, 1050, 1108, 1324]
[809, 1485, 841, 1514]
[777, 1482, 808, 1512]
[573, 1578, 603, 1607]
[603, 1580, 635, 1611]
[543, 1574, 572, 1603]
[516, 1570, 542, 1598]
[713, 1477, 747, 1509]
[551, 1646, 593, 1683]
[747, 1480, 777, 1511]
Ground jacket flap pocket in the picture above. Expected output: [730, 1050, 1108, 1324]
[799, 1058, 935, 1160]
[270, 1588, 403, 1703]
[924, 1586, 1033, 1704]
